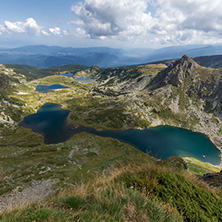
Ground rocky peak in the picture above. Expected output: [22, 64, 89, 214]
[180, 54, 198, 69]
[181, 54, 191, 62]
[90, 64, 102, 72]
[148, 55, 199, 89]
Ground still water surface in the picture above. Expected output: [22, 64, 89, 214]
[19, 103, 221, 165]
[36, 84, 69, 93]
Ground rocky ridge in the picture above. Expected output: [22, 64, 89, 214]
[0, 65, 26, 132]
[94, 55, 222, 151]
[147, 54, 199, 88]
[92, 64, 166, 96]
[1, 57, 222, 218]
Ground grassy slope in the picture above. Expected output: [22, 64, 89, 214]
[1, 64, 222, 221]
[5, 64, 88, 81]
[1, 158, 222, 221]
[183, 157, 220, 175]
[0, 73, 152, 196]
[0, 124, 145, 195]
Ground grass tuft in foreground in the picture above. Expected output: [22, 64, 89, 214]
[2, 157, 222, 221]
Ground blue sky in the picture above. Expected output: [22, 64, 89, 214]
[0, 0, 76, 27]
[0, 0, 221, 48]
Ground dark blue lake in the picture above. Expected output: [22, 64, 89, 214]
[19, 103, 79, 144]
[60, 73, 73, 77]
[74, 77, 95, 83]
[19, 103, 221, 165]
[36, 84, 69, 93]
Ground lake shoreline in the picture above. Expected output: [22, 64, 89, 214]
[19, 103, 221, 165]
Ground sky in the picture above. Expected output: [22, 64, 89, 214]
[0, 0, 222, 48]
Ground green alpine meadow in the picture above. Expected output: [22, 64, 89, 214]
[1, 0, 222, 221]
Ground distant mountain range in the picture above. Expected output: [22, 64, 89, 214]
[0, 44, 222, 68]
[147, 54, 222, 69]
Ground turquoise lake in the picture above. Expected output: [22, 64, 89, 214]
[36, 84, 69, 93]
[19, 103, 221, 165]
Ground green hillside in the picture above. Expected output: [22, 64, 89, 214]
[5, 64, 88, 81]
[1, 156, 222, 221]
[1, 57, 222, 221]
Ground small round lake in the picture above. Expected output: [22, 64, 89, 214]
[19, 103, 221, 165]
[74, 77, 95, 83]
[60, 73, 73, 77]
[36, 84, 69, 93]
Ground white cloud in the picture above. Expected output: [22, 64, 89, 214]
[0, 18, 67, 37]
[25, 18, 43, 34]
[150, 0, 222, 44]
[62, 30, 68, 36]
[68, 20, 84, 25]
[41, 30, 51, 36]
[0, 24, 5, 34]
[4, 18, 42, 34]
[71, 0, 153, 38]
[49, 27, 61, 36]
[71, 0, 222, 45]
[74, 27, 90, 38]
[4, 21, 26, 33]
[47, 27, 68, 36]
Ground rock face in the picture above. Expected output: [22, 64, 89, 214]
[93, 55, 222, 151]
[2, 56, 222, 151]
[75, 64, 103, 78]
[93, 64, 166, 96]
[148, 55, 222, 112]
[0, 66, 25, 128]
[148, 55, 199, 89]
[201, 171, 222, 188]
[147, 55, 222, 120]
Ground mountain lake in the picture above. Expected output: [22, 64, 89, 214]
[19, 103, 221, 165]
[36, 84, 70, 93]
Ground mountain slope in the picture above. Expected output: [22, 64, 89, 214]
[0, 46, 123, 68]
[93, 64, 167, 96]
[149, 54, 222, 69]
[0, 53, 120, 68]
[1, 57, 222, 221]
[193, 55, 222, 68]
[148, 55, 222, 118]
[1, 157, 222, 221]
[0, 65, 26, 125]
[148, 55, 199, 89]
[3, 45, 123, 56]
[5, 64, 88, 80]
[93, 55, 222, 152]
[1, 44, 222, 68]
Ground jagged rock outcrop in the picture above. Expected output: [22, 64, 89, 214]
[147, 55, 222, 117]
[92, 64, 166, 96]
[91, 55, 222, 151]
[75, 64, 103, 78]
[200, 171, 222, 188]
[147, 55, 199, 89]
[0, 66, 25, 127]
[89, 56, 222, 142]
